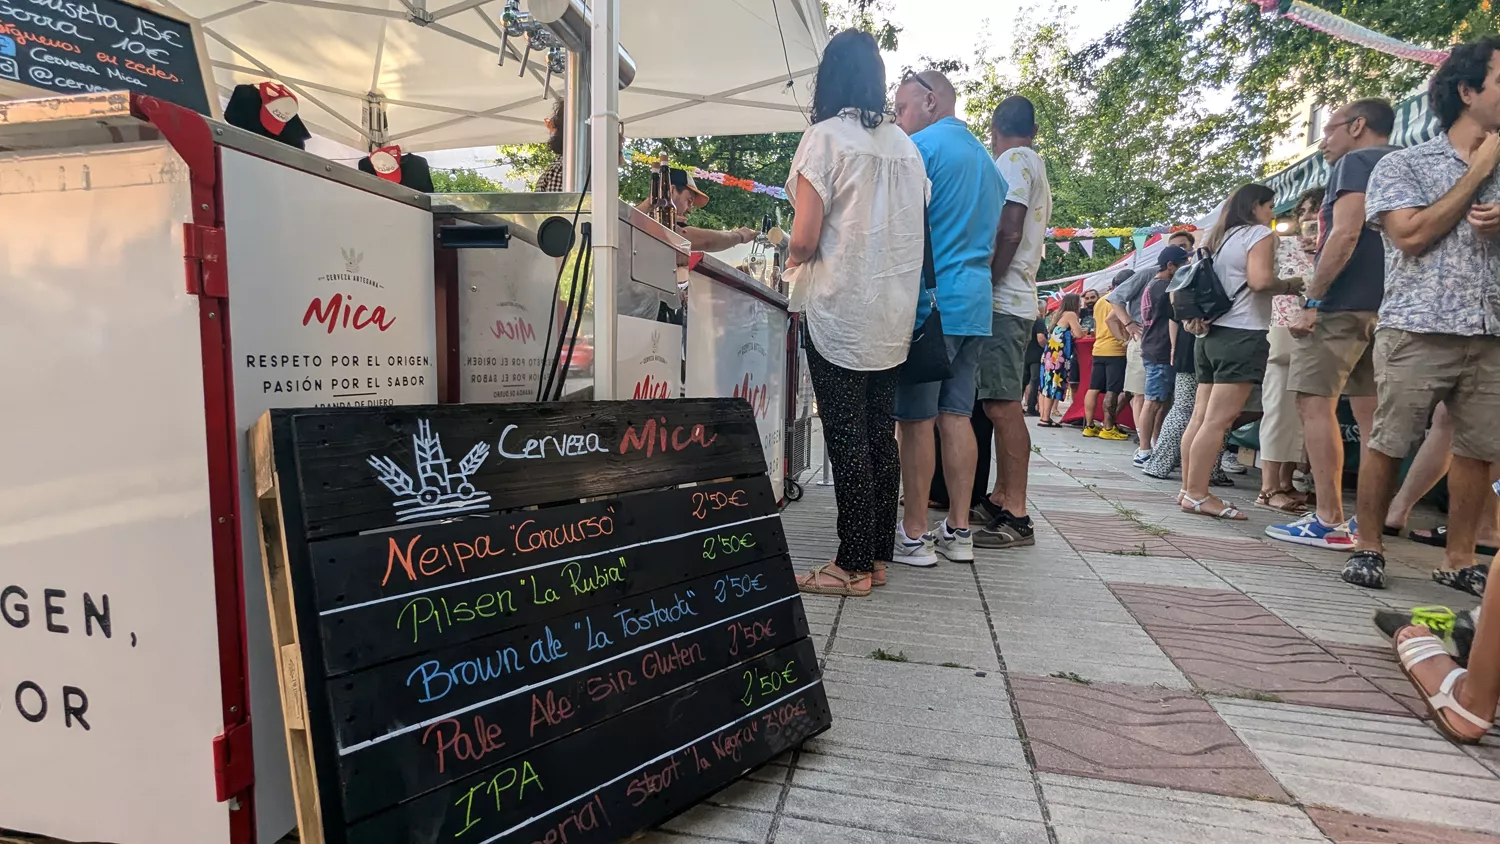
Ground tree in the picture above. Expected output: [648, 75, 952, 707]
[823, 0, 901, 50]
[1073, 0, 1499, 192]
[430, 167, 508, 192]
[493, 143, 556, 190]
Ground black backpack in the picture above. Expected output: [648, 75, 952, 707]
[1170, 240, 1242, 323]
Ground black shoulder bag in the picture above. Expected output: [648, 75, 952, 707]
[899, 206, 951, 384]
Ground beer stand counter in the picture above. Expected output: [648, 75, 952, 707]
[0, 92, 826, 844]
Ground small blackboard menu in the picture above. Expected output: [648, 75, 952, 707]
[0, 0, 212, 115]
[251, 399, 831, 844]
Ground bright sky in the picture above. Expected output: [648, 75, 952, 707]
[881, 0, 1131, 85]
[423, 0, 1135, 174]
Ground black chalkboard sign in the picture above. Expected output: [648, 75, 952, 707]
[251, 399, 831, 844]
[0, 0, 212, 115]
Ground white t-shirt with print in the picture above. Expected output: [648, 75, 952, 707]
[992, 146, 1053, 318]
[1212, 225, 1274, 331]
[787, 112, 929, 371]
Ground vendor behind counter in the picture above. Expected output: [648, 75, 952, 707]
[638, 168, 758, 253]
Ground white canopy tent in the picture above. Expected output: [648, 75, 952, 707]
[164, 0, 826, 151]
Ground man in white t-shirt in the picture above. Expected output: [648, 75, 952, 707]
[974, 96, 1052, 550]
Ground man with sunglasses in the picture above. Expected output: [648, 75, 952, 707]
[1267, 98, 1396, 551]
[888, 69, 1004, 565]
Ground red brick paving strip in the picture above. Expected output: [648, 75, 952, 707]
[1307, 808, 1500, 843]
[1319, 641, 1429, 720]
[1009, 675, 1290, 802]
[1108, 584, 1411, 717]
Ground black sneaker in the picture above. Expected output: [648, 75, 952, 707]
[1372, 606, 1475, 667]
[1341, 550, 1386, 589]
[970, 497, 1005, 527]
[974, 510, 1035, 549]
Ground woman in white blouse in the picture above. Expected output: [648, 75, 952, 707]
[786, 29, 928, 597]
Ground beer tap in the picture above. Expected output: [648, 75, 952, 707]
[499, 0, 525, 67]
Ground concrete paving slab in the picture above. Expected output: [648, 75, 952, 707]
[1083, 553, 1229, 589]
[1041, 773, 1326, 843]
[1010, 675, 1288, 801]
[1214, 699, 1500, 833]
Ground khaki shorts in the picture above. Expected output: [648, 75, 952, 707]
[978, 312, 1033, 403]
[1124, 337, 1147, 394]
[1369, 328, 1500, 463]
[1287, 310, 1377, 397]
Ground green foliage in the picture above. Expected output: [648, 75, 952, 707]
[926, 0, 1498, 282]
[951, 8, 1141, 280]
[430, 167, 507, 193]
[494, 143, 557, 190]
[823, 0, 901, 51]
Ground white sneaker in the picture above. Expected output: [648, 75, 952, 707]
[935, 520, 974, 563]
[892, 524, 938, 567]
[1133, 449, 1153, 466]
[1220, 451, 1248, 474]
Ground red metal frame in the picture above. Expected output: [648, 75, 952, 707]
[132, 94, 256, 844]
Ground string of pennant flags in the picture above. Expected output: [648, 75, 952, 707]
[628, 151, 789, 200]
[1046, 224, 1197, 256]
[625, 147, 1199, 252]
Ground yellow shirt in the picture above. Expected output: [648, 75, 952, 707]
[1093, 298, 1126, 357]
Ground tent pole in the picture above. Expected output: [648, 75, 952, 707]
[565, 51, 590, 192]
[589, 0, 619, 400]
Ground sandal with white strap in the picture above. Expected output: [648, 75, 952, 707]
[1395, 629, 1492, 745]
[1181, 493, 1246, 521]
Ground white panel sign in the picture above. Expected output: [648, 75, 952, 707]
[0, 143, 230, 844]
[684, 275, 787, 500]
[457, 247, 562, 403]
[619, 315, 683, 399]
[219, 149, 438, 842]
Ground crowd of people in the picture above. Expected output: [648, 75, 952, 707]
[785, 29, 1500, 746]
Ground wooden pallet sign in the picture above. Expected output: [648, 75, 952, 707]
[250, 399, 832, 844]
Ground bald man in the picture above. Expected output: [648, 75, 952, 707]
[889, 70, 1005, 567]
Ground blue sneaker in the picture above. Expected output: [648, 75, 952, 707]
[1266, 513, 1355, 550]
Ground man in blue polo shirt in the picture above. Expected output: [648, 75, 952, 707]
[889, 69, 1004, 567]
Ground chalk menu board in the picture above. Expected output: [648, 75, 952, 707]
[251, 399, 831, 844]
[0, 0, 213, 114]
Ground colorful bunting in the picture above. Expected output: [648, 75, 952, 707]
[1045, 224, 1196, 241]
[1080, 239, 1095, 257]
[1255, 0, 1449, 67]
[1055, 240, 1071, 254]
[1132, 234, 1149, 252]
[629, 151, 789, 200]
[1106, 236, 1122, 249]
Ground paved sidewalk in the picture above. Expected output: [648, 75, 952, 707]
[642, 421, 1497, 843]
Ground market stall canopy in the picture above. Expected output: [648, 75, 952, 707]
[1266, 88, 1436, 213]
[169, 0, 825, 151]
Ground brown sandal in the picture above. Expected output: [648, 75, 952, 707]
[1255, 489, 1311, 514]
[871, 561, 887, 587]
[797, 562, 872, 597]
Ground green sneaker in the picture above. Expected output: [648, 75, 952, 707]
[1372, 606, 1475, 667]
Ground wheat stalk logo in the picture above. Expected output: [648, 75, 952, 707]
[366, 419, 491, 522]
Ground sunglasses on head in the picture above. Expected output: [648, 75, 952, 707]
[901, 70, 933, 92]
